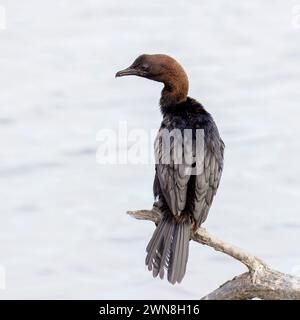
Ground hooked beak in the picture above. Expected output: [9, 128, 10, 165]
[115, 66, 146, 78]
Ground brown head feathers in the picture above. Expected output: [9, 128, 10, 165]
[116, 54, 189, 107]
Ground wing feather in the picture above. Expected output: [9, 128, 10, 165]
[155, 129, 190, 216]
[192, 131, 224, 225]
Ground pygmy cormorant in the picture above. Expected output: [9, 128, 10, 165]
[116, 54, 225, 284]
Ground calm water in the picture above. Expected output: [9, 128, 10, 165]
[0, 0, 300, 299]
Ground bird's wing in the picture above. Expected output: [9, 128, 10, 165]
[155, 128, 191, 216]
[192, 132, 224, 225]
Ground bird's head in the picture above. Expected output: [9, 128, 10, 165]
[116, 54, 189, 106]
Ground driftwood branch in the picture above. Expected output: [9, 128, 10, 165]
[127, 208, 300, 300]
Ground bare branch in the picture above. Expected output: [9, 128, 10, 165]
[127, 208, 300, 300]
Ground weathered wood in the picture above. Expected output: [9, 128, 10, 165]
[127, 208, 300, 300]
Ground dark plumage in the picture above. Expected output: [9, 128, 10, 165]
[116, 54, 225, 284]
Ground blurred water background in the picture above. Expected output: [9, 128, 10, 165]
[0, 0, 300, 299]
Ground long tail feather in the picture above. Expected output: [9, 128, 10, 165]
[145, 215, 191, 284]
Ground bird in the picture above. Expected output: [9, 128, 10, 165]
[116, 54, 225, 284]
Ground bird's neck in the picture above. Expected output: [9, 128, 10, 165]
[160, 72, 189, 108]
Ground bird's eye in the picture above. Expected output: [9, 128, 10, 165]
[141, 64, 149, 72]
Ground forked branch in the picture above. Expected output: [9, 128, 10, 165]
[127, 208, 300, 300]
